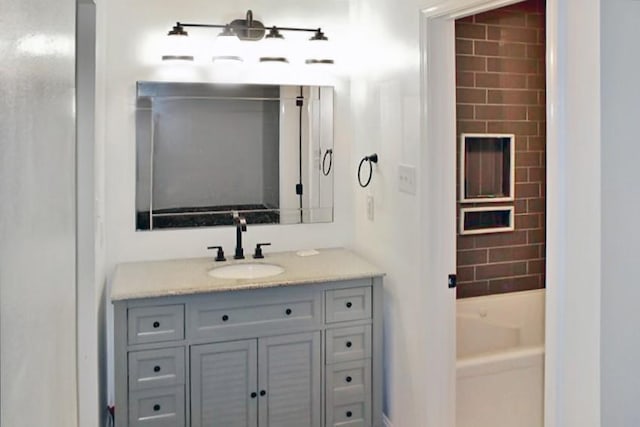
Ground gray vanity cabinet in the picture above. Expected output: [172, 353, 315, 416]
[190, 332, 320, 427]
[190, 340, 258, 427]
[258, 332, 321, 427]
[113, 276, 383, 427]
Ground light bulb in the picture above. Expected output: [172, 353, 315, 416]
[259, 27, 288, 64]
[305, 30, 334, 65]
[162, 25, 194, 62]
[212, 26, 243, 63]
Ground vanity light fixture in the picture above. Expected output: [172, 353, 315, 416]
[162, 10, 334, 65]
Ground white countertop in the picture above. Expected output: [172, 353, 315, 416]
[111, 248, 383, 301]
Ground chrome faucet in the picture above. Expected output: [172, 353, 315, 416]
[233, 212, 247, 259]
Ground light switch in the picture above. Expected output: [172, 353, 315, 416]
[398, 164, 417, 195]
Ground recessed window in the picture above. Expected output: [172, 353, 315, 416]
[460, 206, 514, 235]
[460, 133, 515, 203]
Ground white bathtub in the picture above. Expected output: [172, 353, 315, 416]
[456, 289, 545, 427]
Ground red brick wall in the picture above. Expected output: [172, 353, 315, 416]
[455, 0, 546, 298]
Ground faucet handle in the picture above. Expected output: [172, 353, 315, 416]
[207, 246, 226, 262]
[233, 212, 247, 230]
[253, 243, 271, 259]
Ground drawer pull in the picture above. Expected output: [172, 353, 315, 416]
[260, 390, 267, 396]
[251, 392, 257, 399]
[285, 308, 292, 316]
[346, 301, 353, 308]
[128, 305, 184, 345]
[153, 404, 161, 412]
[346, 411, 353, 418]
[346, 376, 352, 383]
[346, 341, 353, 348]
[222, 315, 229, 322]
[153, 366, 161, 373]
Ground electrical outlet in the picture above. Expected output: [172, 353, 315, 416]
[367, 195, 374, 221]
[398, 164, 417, 195]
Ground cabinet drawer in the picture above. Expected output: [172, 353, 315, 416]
[189, 289, 321, 340]
[326, 400, 371, 427]
[128, 347, 185, 390]
[128, 305, 184, 345]
[325, 286, 372, 323]
[326, 359, 371, 405]
[326, 325, 372, 364]
[129, 386, 185, 427]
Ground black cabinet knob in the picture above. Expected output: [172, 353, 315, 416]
[346, 301, 353, 308]
[153, 321, 160, 328]
[251, 392, 257, 399]
[260, 390, 266, 396]
[346, 341, 353, 348]
[153, 366, 161, 373]
[346, 376, 352, 383]
[346, 411, 353, 418]
[222, 315, 229, 322]
[153, 404, 161, 412]
[285, 308, 292, 316]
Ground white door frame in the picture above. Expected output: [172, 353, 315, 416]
[418, 1, 599, 426]
[417, 7, 459, 427]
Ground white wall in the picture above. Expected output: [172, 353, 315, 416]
[0, 0, 78, 425]
[78, 0, 110, 425]
[77, 2, 109, 426]
[349, 1, 605, 427]
[96, 1, 612, 426]
[103, 0, 352, 268]
[545, 0, 602, 426]
[349, 0, 442, 424]
[95, 0, 109, 422]
[601, 0, 640, 424]
[102, 0, 354, 401]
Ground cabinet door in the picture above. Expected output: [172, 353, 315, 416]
[191, 340, 258, 427]
[258, 332, 321, 427]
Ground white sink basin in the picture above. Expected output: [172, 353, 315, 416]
[208, 262, 285, 279]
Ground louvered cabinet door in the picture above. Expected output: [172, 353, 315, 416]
[191, 340, 258, 427]
[257, 332, 321, 427]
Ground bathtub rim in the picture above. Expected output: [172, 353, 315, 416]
[457, 345, 545, 378]
[456, 288, 545, 305]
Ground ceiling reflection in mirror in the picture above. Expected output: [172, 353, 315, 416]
[136, 82, 334, 231]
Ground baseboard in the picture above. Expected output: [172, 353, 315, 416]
[383, 414, 394, 427]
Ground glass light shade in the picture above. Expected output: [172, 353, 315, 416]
[259, 33, 289, 64]
[305, 37, 334, 65]
[212, 31, 243, 63]
[162, 32, 194, 62]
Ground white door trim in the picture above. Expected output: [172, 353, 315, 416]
[418, 9, 458, 427]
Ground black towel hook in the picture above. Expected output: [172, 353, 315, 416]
[358, 153, 378, 188]
[322, 148, 333, 176]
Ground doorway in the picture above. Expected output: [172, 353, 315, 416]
[453, 2, 547, 426]
[418, 0, 554, 426]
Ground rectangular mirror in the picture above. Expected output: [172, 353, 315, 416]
[135, 82, 334, 231]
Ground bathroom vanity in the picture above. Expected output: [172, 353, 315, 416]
[111, 248, 383, 427]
